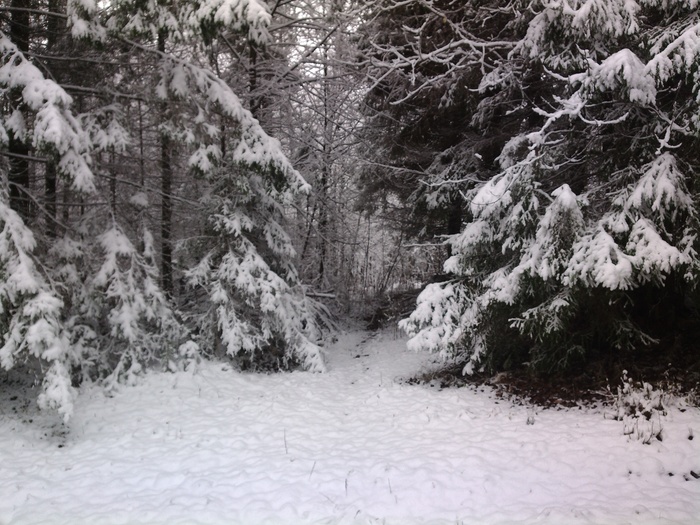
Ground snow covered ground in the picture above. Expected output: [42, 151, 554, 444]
[1, 329, 699, 525]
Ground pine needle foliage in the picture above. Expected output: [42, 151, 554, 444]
[400, 0, 700, 378]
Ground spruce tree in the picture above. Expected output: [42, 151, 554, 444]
[1, 0, 327, 419]
[401, 0, 700, 379]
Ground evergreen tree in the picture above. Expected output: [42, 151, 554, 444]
[1, 0, 328, 419]
[0, 191, 76, 421]
[401, 0, 700, 378]
[358, 0, 525, 244]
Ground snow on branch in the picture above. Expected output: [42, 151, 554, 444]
[185, 0, 272, 45]
[66, 0, 107, 40]
[401, 0, 700, 375]
[647, 20, 700, 97]
[92, 224, 194, 388]
[97, 0, 272, 45]
[626, 218, 689, 283]
[400, 280, 467, 358]
[0, 197, 75, 422]
[139, 44, 308, 195]
[579, 49, 657, 105]
[0, 34, 95, 193]
[366, 0, 515, 105]
[188, 235, 326, 372]
[559, 0, 640, 36]
[625, 153, 695, 221]
[520, 0, 640, 60]
[563, 228, 634, 290]
[518, 184, 586, 282]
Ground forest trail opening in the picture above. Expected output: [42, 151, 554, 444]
[0, 329, 698, 524]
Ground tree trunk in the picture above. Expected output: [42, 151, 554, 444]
[159, 31, 173, 294]
[318, 166, 328, 282]
[317, 45, 331, 283]
[45, 162, 57, 235]
[44, 0, 64, 236]
[109, 147, 116, 211]
[8, 0, 31, 219]
[249, 44, 260, 118]
[446, 194, 462, 258]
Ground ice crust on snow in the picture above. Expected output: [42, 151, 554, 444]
[1, 330, 698, 524]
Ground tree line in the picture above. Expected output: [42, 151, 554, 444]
[2, 0, 699, 419]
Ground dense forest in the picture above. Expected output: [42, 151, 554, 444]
[1, 0, 699, 420]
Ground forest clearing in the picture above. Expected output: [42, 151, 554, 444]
[3, 1, 700, 523]
[1, 329, 699, 524]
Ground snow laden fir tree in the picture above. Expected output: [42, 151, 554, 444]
[401, 0, 700, 377]
[1, 0, 325, 421]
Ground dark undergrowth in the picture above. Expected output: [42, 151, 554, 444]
[381, 286, 700, 408]
[406, 361, 700, 408]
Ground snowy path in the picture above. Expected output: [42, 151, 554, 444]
[1, 329, 699, 524]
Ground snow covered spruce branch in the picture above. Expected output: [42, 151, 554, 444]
[0, 0, 330, 422]
[401, 0, 700, 378]
[0, 33, 95, 193]
[364, 0, 516, 107]
[0, 23, 101, 422]
[0, 194, 76, 422]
